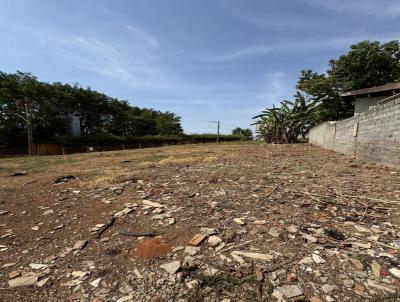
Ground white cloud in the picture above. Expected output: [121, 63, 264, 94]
[303, 0, 400, 18]
[125, 25, 160, 48]
[199, 45, 272, 62]
[199, 33, 400, 63]
[1, 21, 171, 88]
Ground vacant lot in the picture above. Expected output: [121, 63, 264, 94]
[0, 143, 399, 302]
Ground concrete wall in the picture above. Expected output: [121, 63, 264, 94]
[354, 96, 385, 114]
[309, 96, 400, 167]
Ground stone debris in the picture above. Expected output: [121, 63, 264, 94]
[72, 240, 88, 251]
[389, 267, 400, 279]
[272, 285, 303, 300]
[36, 277, 50, 288]
[185, 279, 200, 289]
[268, 227, 280, 237]
[142, 200, 163, 208]
[29, 263, 48, 270]
[1, 144, 400, 301]
[287, 225, 298, 233]
[8, 274, 38, 288]
[233, 218, 246, 225]
[8, 271, 21, 279]
[184, 246, 201, 256]
[114, 207, 134, 218]
[348, 258, 364, 270]
[200, 227, 218, 236]
[160, 261, 181, 274]
[321, 284, 335, 294]
[42, 209, 54, 215]
[302, 233, 318, 243]
[312, 253, 326, 264]
[2, 263, 16, 269]
[207, 235, 222, 246]
[370, 261, 381, 279]
[90, 278, 102, 287]
[231, 251, 274, 261]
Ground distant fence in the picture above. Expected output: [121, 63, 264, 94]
[309, 95, 400, 167]
[0, 134, 250, 157]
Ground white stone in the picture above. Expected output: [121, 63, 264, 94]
[29, 263, 48, 270]
[186, 280, 200, 289]
[389, 268, 400, 279]
[233, 218, 245, 225]
[90, 278, 101, 287]
[200, 227, 218, 236]
[272, 285, 303, 300]
[302, 233, 318, 243]
[268, 228, 280, 237]
[72, 240, 87, 250]
[8, 274, 38, 287]
[312, 254, 326, 264]
[36, 277, 50, 287]
[208, 235, 223, 247]
[232, 251, 274, 261]
[114, 208, 134, 218]
[184, 246, 200, 256]
[287, 225, 298, 233]
[42, 209, 54, 215]
[321, 284, 335, 293]
[160, 261, 181, 274]
[142, 200, 163, 208]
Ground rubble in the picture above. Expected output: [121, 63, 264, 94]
[231, 251, 274, 261]
[207, 235, 222, 246]
[233, 218, 246, 225]
[0, 143, 399, 301]
[160, 261, 181, 274]
[8, 274, 38, 288]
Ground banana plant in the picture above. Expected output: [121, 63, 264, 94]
[253, 93, 318, 143]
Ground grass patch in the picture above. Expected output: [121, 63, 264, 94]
[0, 154, 80, 173]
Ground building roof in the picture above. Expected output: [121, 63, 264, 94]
[340, 82, 400, 97]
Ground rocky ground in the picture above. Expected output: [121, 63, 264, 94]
[0, 142, 399, 302]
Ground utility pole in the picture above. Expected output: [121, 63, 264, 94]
[25, 101, 34, 156]
[217, 120, 220, 143]
[210, 121, 220, 143]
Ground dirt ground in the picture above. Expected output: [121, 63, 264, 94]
[0, 142, 399, 302]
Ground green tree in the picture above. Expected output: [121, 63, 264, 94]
[232, 127, 253, 138]
[329, 40, 400, 91]
[296, 40, 400, 122]
[297, 70, 353, 122]
[0, 70, 184, 147]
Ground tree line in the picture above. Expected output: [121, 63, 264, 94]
[254, 40, 400, 143]
[0, 71, 183, 147]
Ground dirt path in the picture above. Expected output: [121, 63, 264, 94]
[0, 143, 399, 301]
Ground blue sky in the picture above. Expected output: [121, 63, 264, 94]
[1, 0, 399, 134]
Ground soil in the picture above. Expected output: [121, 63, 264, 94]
[0, 142, 399, 302]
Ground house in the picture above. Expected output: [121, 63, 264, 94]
[340, 82, 400, 114]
